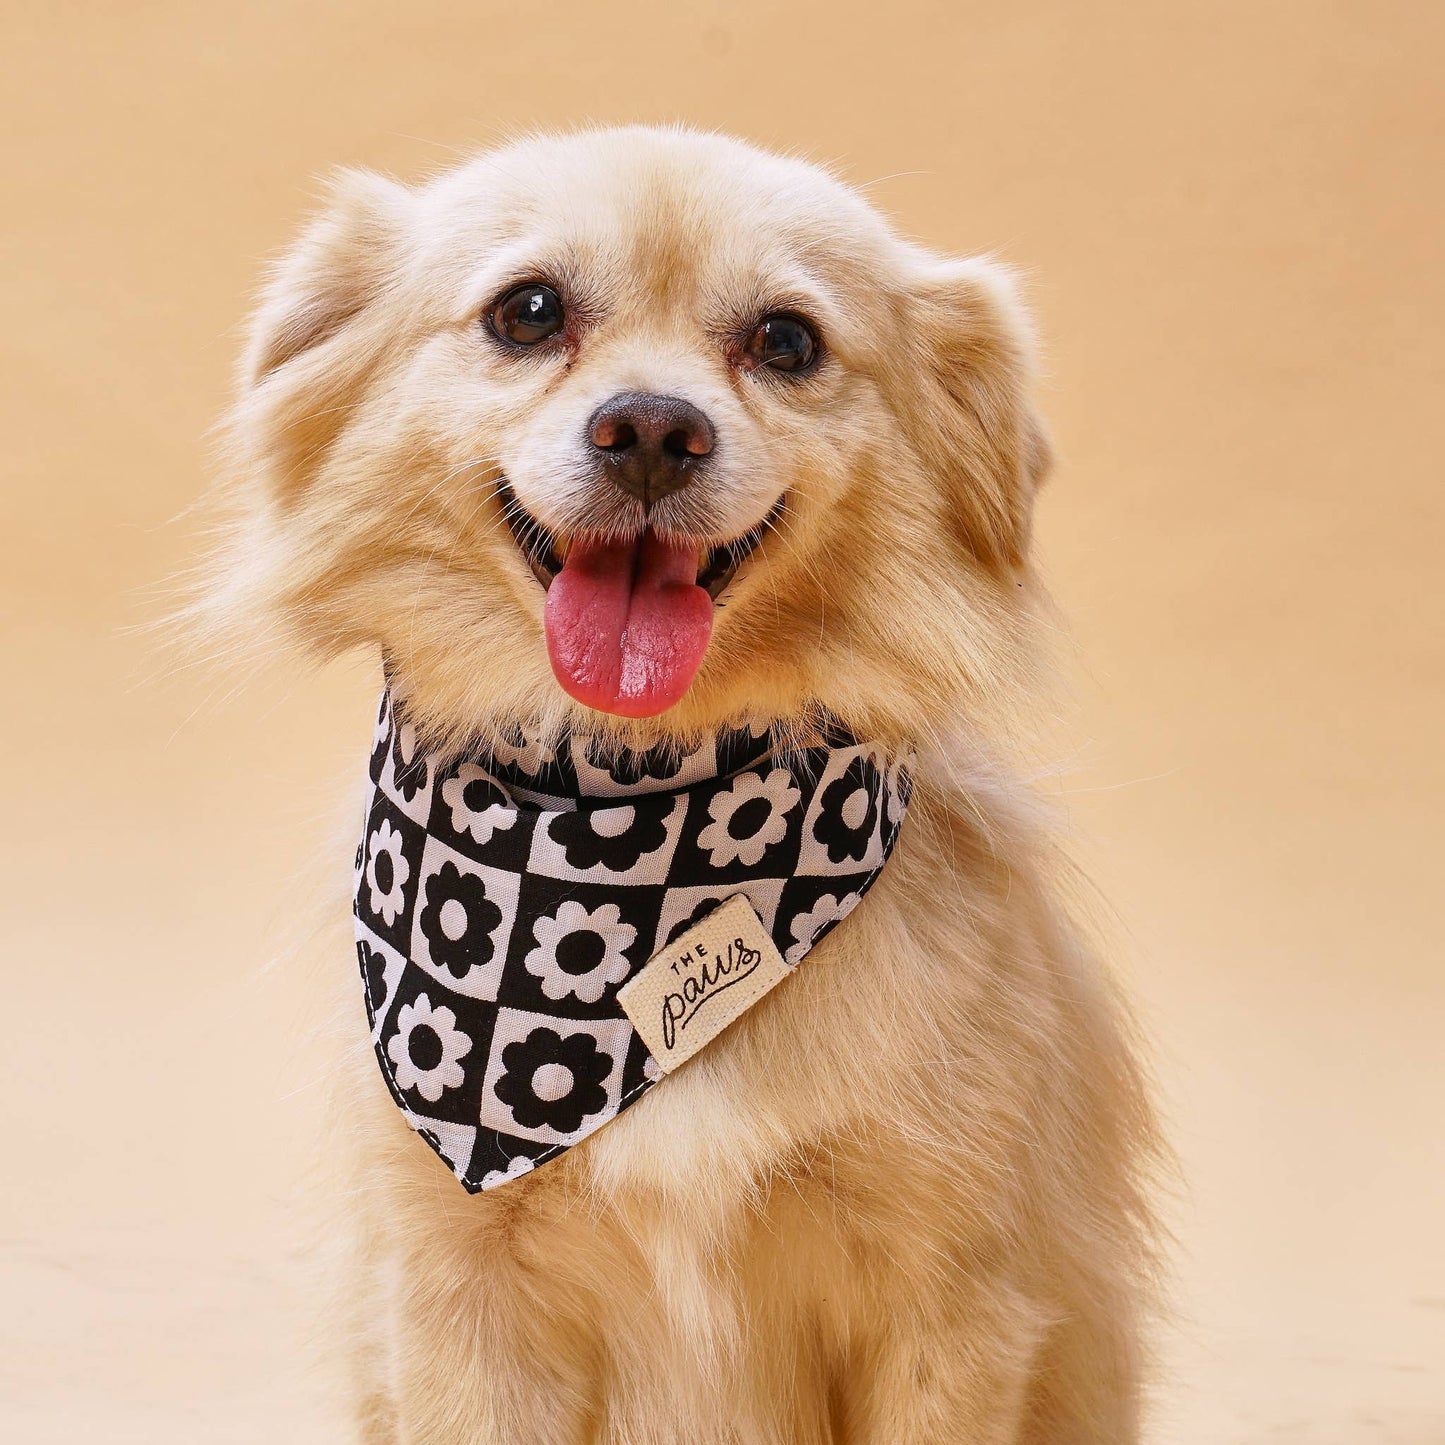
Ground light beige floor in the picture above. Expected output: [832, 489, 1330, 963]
[2, 3, 1442, 1440]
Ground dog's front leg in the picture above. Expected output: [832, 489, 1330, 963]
[353, 1232, 597, 1445]
[835, 1275, 1052, 1445]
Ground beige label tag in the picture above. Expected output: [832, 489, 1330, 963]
[618, 894, 791, 1074]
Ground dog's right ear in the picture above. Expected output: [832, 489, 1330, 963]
[205, 170, 413, 652]
[244, 167, 411, 385]
[232, 169, 412, 505]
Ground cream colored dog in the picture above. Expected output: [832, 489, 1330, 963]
[216, 126, 1156, 1443]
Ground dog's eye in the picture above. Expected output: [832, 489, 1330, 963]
[744, 313, 818, 374]
[490, 284, 565, 345]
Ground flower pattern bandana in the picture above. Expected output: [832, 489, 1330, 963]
[354, 690, 913, 1192]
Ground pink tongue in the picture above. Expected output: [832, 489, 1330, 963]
[544, 531, 714, 717]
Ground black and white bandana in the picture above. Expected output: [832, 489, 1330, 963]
[353, 690, 913, 1192]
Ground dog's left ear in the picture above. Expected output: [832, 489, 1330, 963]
[904, 256, 1053, 571]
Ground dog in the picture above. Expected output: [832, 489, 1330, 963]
[213, 125, 1157, 1443]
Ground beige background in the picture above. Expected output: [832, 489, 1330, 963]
[2, 2, 1442, 1441]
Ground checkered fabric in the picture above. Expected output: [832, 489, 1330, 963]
[354, 689, 913, 1193]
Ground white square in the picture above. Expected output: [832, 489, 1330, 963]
[568, 733, 722, 798]
[355, 915, 407, 1039]
[378, 718, 435, 824]
[407, 835, 519, 1001]
[526, 793, 687, 885]
[650, 877, 786, 957]
[477, 1007, 632, 1147]
[402, 1109, 477, 1179]
[794, 745, 888, 878]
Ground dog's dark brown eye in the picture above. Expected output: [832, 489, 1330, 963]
[491, 284, 565, 345]
[744, 313, 818, 373]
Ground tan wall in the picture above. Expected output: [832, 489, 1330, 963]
[2, 3, 1441, 1440]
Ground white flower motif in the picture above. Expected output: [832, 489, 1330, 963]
[591, 804, 635, 837]
[440, 765, 516, 846]
[490, 727, 553, 776]
[696, 767, 801, 868]
[385, 719, 431, 808]
[366, 819, 410, 925]
[395, 720, 418, 763]
[524, 900, 636, 1003]
[785, 891, 861, 964]
[481, 1154, 536, 1189]
[884, 753, 912, 826]
[387, 993, 471, 1102]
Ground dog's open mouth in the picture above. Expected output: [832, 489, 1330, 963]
[498, 479, 772, 601]
[497, 479, 778, 719]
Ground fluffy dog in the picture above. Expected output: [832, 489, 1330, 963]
[215, 126, 1156, 1443]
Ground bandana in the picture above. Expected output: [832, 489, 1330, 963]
[353, 689, 913, 1192]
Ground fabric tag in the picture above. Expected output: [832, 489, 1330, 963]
[618, 894, 791, 1073]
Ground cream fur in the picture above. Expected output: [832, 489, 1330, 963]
[213, 125, 1157, 1443]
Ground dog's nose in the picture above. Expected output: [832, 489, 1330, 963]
[587, 392, 715, 508]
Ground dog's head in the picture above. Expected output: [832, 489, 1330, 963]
[221, 127, 1050, 749]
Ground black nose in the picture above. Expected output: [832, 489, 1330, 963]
[587, 392, 715, 509]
